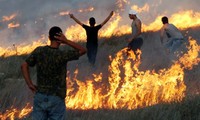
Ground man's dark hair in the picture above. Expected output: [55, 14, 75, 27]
[162, 16, 168, 24]
[89, 17, 96, 26]
[49, 26, 62, 41]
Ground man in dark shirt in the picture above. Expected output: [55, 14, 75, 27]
[69, 11, 113, 66]
[21, 26, 86, 120]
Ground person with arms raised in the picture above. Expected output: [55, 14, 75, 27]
[69, 11, 114, 66]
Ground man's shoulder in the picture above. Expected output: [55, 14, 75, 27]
[135, 18, 141, 22]
[135, 18, 141, 25]
[82, 24, 89, 28]
[94, 24, 102, 30]
[32, 46, 47, 53]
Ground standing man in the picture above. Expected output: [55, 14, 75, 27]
[21, 26, 86, 120]
[160, 16, 184, 54]
[127, 9, 143, 58]
[69, 11, 114, 66]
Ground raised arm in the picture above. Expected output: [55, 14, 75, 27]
[55, 33, 86, 56]
[69, 14, 83, 26]
[101, 11, 114, 26]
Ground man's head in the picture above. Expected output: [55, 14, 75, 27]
[89, 17, 96, 26]
[129, 9, 137, 19]
[161, 16, 169, 24]
[49, 26, 63, 41]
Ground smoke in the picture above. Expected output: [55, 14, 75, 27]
[0, 0, 199, 47]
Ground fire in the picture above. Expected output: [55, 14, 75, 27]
[1, 13, 17, 22]
[131, 4, 150, 13]
[8, 22, 20, 28]
[99, 13, 123, 38]
[66, 10, 200, 41]
[1, 10, 199, 57]
[0, 6, 200, 119]
[65, 24, 86, 41]
[0, 103, 32, 120]
[171, 10, 200, 30]
[0, 36, 199, 120]
[66, 13, 130, 41]
[59, 7, 94, 16]
[0, 35, 47, 57]
[178, 37, 200, 69]
[65, 37, 198, 110]
[78, 7, 94, 13]
[2, 0, 200, 119]
[143, 10, 200, 32]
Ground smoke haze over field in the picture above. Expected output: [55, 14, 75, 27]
[0, 1, 200, 119]
[0, 0, 200, 47]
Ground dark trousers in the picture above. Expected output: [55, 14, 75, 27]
[127, 37, 143, 56]
[86, 44, 98, 65]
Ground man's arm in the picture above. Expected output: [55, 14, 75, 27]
[100, 11, 114, 26]
[55, 33, 87, 56]
[69, 14, 83, 26]
[21, 62, 37, 93]
[160, 26, 164, 44]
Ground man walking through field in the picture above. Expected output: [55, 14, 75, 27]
[127, 9, 143, 59]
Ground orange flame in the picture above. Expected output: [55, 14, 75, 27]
[0, 38, 199, 120]
[0, 8, 200, 119]
[8, 22, 20, 28]
[65, 13, 130, 41]
[131, 4, 150, 13]
[177, 37, 200, 69]
[2, 13, 17, 22]
[0, 35, 47, 57]
[59, 7, 94, 16]
[1, 10, 199, 57]
[66, 37, 199, 110]
[143, 10, 200, 32]
[0, 103, 32, 120]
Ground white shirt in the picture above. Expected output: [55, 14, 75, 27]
[160, 23, 183, 40]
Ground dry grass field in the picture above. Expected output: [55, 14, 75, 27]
[0, 27, 200, 120]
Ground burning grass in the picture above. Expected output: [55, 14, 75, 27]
[0, 28, 199, 119]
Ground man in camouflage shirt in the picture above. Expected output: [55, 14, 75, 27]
[21, 26, 86, 120]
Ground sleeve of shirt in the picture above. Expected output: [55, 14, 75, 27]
[82, 24, 88, 29]
[25, 47, 39, 67]
[97, 24, 102, 30]
[62, 50, 80, 62]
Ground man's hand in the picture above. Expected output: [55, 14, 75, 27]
[69, 13, 74, 18]
[28, 84, 37, 93]
[110, 11, 114, 16]
[54, 33, 68, 43]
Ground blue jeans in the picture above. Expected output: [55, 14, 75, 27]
[164, 38, 184, 53]
[32, 93, 66, 120]
[86, 44, 98, 65]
